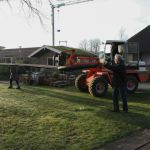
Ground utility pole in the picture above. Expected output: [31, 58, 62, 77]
[49, 0, 94, 46]
[51, 5, 55, 47]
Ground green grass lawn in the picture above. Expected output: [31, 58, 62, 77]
[0, 83, 150, 150]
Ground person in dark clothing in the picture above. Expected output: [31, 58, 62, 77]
[59, 52, 66, 66]
[111, 43, 119, 60]
[8, 67, 21, 89]
[104, 54, 128, 112]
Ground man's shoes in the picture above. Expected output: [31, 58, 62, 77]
[123, 110, 128, 113]
[108, 109, 128, 113]
[108, 109, 120, 113]
[8, 86, 13, 89]
[113, 110, 120, 113]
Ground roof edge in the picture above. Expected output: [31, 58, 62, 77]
[28, 45, 61, 58]
[128, 25, 150, 41]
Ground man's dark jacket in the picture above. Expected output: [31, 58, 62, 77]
[104, 60, 126, 88]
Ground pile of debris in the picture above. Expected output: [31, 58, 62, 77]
[52, 74, 75, 87]
[21, 72, 76, 87]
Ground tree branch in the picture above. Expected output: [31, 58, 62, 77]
[0, 0, 46, 24]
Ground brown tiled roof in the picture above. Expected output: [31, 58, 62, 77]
[128, 25, 150, 54]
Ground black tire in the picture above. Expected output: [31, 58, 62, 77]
[75, 74, 88, 92]
[89, 76, 108, 97]
[126, 76, 138, 93]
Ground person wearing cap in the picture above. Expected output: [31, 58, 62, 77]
[102, 54, 128, 112]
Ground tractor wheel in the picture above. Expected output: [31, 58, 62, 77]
[126, 76, 138, 93]
[75, 74, 88, 92]
[89, 76, 108, 97]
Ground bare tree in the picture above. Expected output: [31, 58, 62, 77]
[79, 38, 101, 54]
[79, 39, 88, 51]
[88, 38, 101, 54]
[93, 38, 101, 54]
[118, 27, 128, 40]
[88, 39, 94, 52]
[0, 0, 45, 22]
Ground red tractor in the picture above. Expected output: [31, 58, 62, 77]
[58, 40, 149, 97]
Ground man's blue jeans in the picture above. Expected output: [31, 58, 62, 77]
[112, 86, 128, 112]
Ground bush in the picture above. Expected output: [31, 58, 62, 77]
[0, 65, 28, 81]
[0, 66, 10, 80]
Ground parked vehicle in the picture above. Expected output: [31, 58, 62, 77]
[58, 40, 149, 97]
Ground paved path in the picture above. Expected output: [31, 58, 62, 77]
[99, 129, 150, 150]
[99, 82, 150, 150]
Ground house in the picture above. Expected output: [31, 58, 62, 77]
[0, 47, 40, 64]
[28, 45, 96, 66]
[128, 25, 150, 65]
[0, 45, 96, 66]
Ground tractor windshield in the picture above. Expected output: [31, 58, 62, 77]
[99, 41, 125, 63]
[99, 40, 140, 68]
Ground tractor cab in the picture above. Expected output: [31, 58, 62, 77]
[99, 40, 125, 65]
[99, 40, 146, 71]
[97, 40, 149, 95]
[105, 40, 125, 60]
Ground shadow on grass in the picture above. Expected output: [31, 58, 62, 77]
[127, 90, 150, 104]
[2, 84, 150, 150]
[5, 86, 150, 124]
[94, 109, 150, 147]
[5, 85, 150, 128]
[20, 86, 150, 113]
[21, 86, 113, 109]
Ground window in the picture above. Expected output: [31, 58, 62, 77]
[0, 57, 12, 63]
[47, 57, 53, 65]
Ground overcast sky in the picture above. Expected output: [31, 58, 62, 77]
[0, 0, 150, 48]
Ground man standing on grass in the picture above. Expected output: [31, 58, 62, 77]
[8, 67, 21, 89]
[102, 54, 128, 112]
